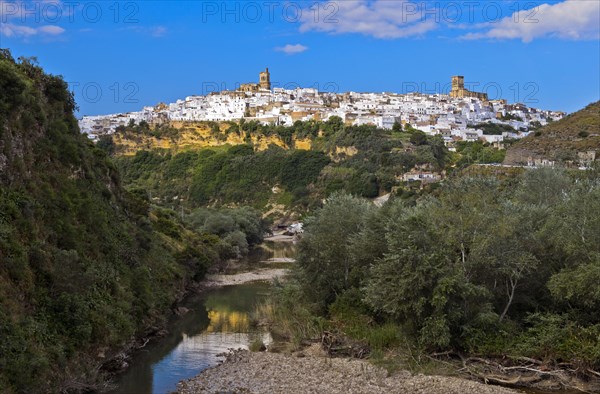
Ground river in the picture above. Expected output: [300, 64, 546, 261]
[106, 240, 582, 394]
[107, 240, 296, 394]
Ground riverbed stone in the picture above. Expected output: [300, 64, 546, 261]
[176, 349, 518, 394]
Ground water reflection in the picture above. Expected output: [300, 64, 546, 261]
[261, 241, 297, 259]
[206, 310, 249, 332]
[108, 241, 294, 394]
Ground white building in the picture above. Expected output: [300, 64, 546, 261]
[79, 86, 565, 144]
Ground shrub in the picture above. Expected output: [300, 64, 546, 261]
[515, 314, 600, 368]
[249, 339, 266, 352]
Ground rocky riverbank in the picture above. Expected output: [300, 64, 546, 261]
[264, 234, 297, 242]
[176, 345, 518, 394]
[203, 268, 290, 287]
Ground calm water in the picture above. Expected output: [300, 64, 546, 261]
[108, 241, 296, 394]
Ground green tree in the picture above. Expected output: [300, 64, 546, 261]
[297, 194, 375, 312]
[364, 198, 492, 349]
[96, 135, 115, 156]
[410, 130, 428, 146]
[392, 121, 403, 133]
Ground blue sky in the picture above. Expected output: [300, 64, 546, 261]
[1, 0, 599, 116]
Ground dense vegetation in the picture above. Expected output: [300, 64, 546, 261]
[185, 206, 270, 259]
[0, 51, 268, 393]
[115, 145, 331, 210]
[453, 140, 507, 166]
[270, 168, 600, 372]
[469, 122, 519, 135]
[112, 118, 451, 211]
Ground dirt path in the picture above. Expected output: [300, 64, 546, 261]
[176, 346, 518, 394]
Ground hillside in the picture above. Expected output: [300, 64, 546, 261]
[106, 119, 449, 213]
[504, 101, 600, 165]
[0, 51, 223, 392]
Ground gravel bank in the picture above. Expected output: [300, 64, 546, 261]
[176, 346, 518, 394]
[203, 268, 289, 287]
[264, 234, 296, 242]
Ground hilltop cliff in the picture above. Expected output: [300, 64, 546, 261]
[102, 116, 450, 213]
[504, 101, 600, 165]
[110, 121, 314, 156]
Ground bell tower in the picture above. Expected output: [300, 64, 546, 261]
[259, 68, 271, 90]
[451, 75, 464, 91]
[450, 75, 487, 100]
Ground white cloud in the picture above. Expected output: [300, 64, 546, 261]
[298, 0, 438, 39]
[150, 26, 167, 38]
[0, 24, 36, 37]
[0, 23, 64, 38]
[297, 0, 599, 42]
[123, 25, 168, 38]
[276, 43, 309, 55]
[38, 25, 65, 35]
[1, 1, 67, 38]
[461, 0, 600, 42]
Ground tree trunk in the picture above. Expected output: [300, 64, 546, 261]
[499, 277, 516, 322]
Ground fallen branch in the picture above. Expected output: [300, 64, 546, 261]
[320, 331, 370, 359]
[510, 356, 543, 365]
[588, 369, 600, 378]
[502, 366, 564, 375]
[426, 351, 600, 392]
[481, 375, 524, 386]
[465, 357, 496, 366]
[430, 350, 454, 358]
[138, 338, 150, 349]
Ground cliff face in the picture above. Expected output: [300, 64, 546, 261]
[504, 101, 600, 165]
[0, 51, 210, 392]
[0, 53, 81, 185]
[111, 121, 313, 156]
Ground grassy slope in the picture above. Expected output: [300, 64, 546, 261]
[504, 101, 600, 164]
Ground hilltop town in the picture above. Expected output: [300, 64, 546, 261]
[79, 69, 565, 148]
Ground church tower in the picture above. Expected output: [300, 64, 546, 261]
[259, 68, 271, 90]
[451, 75, 465, 91]
[450, 75, 488, 100]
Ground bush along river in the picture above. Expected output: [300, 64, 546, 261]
[107, 238, 297, 394]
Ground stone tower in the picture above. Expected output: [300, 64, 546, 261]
[449, 75, 487, 100]
[451, 75, 465, 91]
[259, 68, 271, 90]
